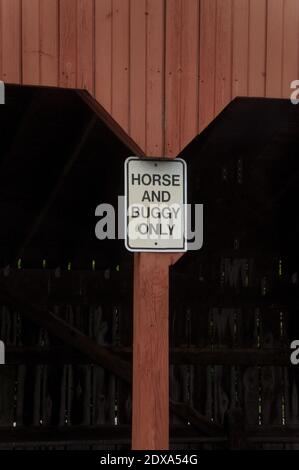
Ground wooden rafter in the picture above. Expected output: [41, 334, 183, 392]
[0, 283, 222, 437]
[6, 346, 291, 366]
[0, 284, 131, 383]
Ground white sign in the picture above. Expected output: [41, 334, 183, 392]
[125, 157, 187, 252]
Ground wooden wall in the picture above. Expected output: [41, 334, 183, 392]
[0, 0, 298, 156]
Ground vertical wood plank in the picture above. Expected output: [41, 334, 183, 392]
[1, 0, 21, 84]
[112, 0, 130, 132]
[77, 0, 94, 94]
[282, 0, 299, 99]
[248, 0, 267, 97]
[165, 0, 182, 157]
[180, 0, 199, 149]
[266, 0, 284, 97]
[199, 0, 216, 131]
[146, 0, 165, 156]
[60, 0, 77, 88]
[132, 253, 169, 449]
[130, 0, 146, 151]
[40, 0, 59, 87]
[165, 0, 199, 154]
[22, 0, 40, 85]
[95, 0, 112, 112]
[232, 0, 249, 98]
[214, 0, 233, 116]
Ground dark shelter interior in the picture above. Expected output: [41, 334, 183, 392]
[171, 97, 299, 448]
[0, 84, 137, 448]
[0, 86, 299, 448]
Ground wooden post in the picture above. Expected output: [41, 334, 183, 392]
[132, 253, 170, 449]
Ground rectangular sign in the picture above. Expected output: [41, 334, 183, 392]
[125, 157, 187, 252]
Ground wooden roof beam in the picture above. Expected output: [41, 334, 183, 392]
[0, 284, 222, 437]
[0, 283, 131, 383]
[6, 346, 291, 366]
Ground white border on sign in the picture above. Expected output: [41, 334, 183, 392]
[124, 156, 187, 253]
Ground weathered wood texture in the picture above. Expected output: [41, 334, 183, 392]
[132, 253, 170, 449]
[1, 0, 298, 155]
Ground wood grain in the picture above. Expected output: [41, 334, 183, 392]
[180, 0, 199, 149]
[59, 0, 77, 88]
[248, 0, 267, 97]
[0, 1, 2, 79]
[0, 0, 298, 154]
[282, 0, 299, 99]
[95, 0, 112, 112]
[165, 0, 199, 153]
[77, 0, 94, 93]
[130, 0, 146, 150]
[165, 0, 182, 157]
[146, 0, 165, 156]
[22, 0, 40, 85]
[112, 0, 130, 132]
[199, 0, 217, 131]
[232, 0, 249, 98]
[1, 0, 21, 84]
[214, 0, 233, 116]
[40, 0, 59, 86]
[266, 0, 284, 97]
[132, 253, 170, 449]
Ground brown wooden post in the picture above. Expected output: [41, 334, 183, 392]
[132, 252, 181, 450]
[132, 253, 169, 449]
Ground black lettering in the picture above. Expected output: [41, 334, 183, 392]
[142, 190, 151, 202]
[162, 174, 171, 186]
[173, 175, 180, 186]
[151, 191, 161, 202]
[131, 207, 140, 218]
[152, 174, 161, 185]
[131, 173, 141, 185]
[138, 223, 149, 235]
[142, 174, 151, 185]
[162, 191, 171, 202]
[148, 223, 160, 235]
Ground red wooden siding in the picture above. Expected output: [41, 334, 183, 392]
[248, 0, 267, 97]
[0, 0, 299, 155]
